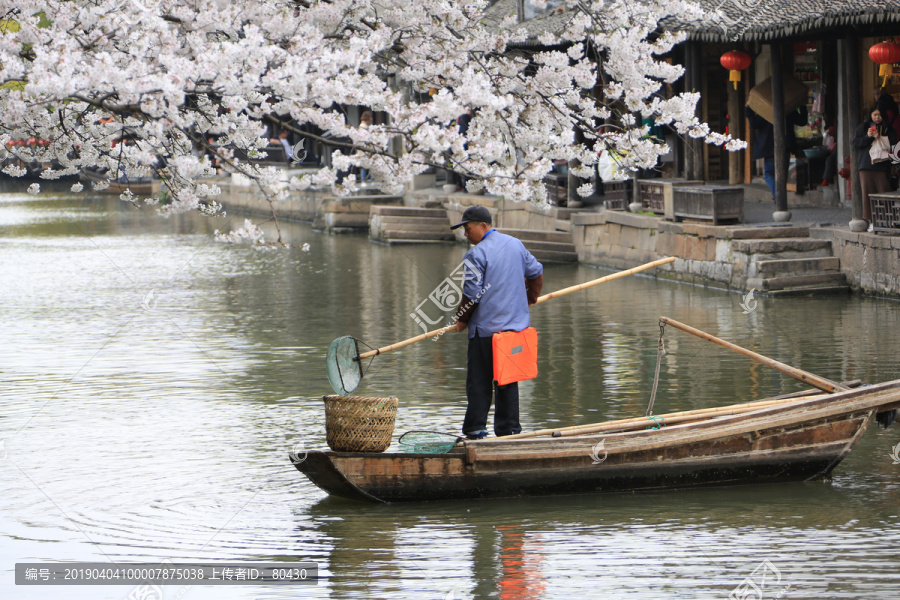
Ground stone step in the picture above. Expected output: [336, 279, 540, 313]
[326, 194, 404, 202]
[733, 237, 832, 254]
[756, 257, 840, 276]
[520, 240, 577, 254]
[370, 205, 448, 218]
[555, 219, 572, 233]
[371, 222, 451, 236]
[556, 207, 594, 221]
[378, 238, 457, 245]
[766, 285, 851, 297]
[373, 229, 455, 241]
[726, 225, 810, 240]
[529, 249, 579, 263]
[760, 272, 848, 291]
[314, 212, 369, 229]
[500, 228, 573, 243]
[371, 215, 449, 227]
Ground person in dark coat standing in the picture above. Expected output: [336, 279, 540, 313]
[746, 104, 808, 201]
[853, 106, 898, 228]
[450, 206, 543, 440]
[452, 110, 473, 190]
[874, 88, 900, 140]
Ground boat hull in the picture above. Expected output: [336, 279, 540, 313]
[79, 168, 161, 195]
[293, 381, 900, 503]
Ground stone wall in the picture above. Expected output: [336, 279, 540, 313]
[571, 211, 659, 267]
[812, 228, 900, 296]
[572, 211, 747, 290]
[223, 176, 323, 222]
[215, 174, 900, 298]
[220, 176, 402, 233]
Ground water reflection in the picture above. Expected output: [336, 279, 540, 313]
[2, 188, 900, 599]
[305, 478, 900, 599]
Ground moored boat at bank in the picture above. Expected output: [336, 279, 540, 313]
[79, 166, 161, 195]
[293, 380, 900, 503]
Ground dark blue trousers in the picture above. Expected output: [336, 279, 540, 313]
[463, 335, 522, 437]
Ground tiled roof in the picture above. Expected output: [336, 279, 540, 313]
[483, 0, 572, 45]
[483, 0, 900, 44]
[684, 0, 900, 42]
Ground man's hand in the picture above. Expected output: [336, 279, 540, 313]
[456, 320, 468, 332]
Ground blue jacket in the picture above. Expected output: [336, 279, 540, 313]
[461, 230, 543, 339]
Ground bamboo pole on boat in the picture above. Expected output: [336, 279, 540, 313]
[356, 257, 677, 360]
[532, 256, 677, 305]
[501, 393, 829, 440]
[658, 317, 848, 394]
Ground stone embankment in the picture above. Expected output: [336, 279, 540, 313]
[215, 173, 900, 299]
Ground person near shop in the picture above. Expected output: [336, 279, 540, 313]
[853, 106, 898, 229]
[269, 130, 294, 160]
[451, 110, 472, 191]
[874, 88, 900, 140]
[745, 104, 809, 201]
[358, 110, 374, 182]
[451, 205, 543, 439]
[821, 124, 837, 187]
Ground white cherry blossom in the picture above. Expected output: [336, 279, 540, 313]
[0, 0, 743, 241]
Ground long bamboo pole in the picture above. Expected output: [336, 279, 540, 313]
[356, 257, 676, 359]
[533, 256, 676, 304]
[501, 393, 828, 440]
[659, 317, 848, 394]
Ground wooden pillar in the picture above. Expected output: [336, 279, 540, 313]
[690, 42, 704, 181]
[630, 111, 641, 211]
[771, 42, 788, 213]
[727, 67, 744, 184]
[844, 36, 864, 223]
[744, 52, 754, 185]
[684, 41, 696, 179]
[821, 39, 838, 126]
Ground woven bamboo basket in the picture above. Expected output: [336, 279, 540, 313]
[323, 395, 399, 452]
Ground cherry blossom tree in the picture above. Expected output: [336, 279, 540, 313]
[0, 0, 742, 239]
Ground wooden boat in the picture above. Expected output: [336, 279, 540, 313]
[79, 167, 161, 195]
[293, 381, 900, 503]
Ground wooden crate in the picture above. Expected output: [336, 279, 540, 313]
[638, 180, 665, 212]
[542, 173, 568, 204]
[601, 180, 630, 210]
[870, 192, 900, 235]
[637, 179, 704, 216]
[672, 186, 744, 225]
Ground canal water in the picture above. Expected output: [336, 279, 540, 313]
[2, 184, 899, 599]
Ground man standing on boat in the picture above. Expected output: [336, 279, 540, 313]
[451, 206, 543, 439]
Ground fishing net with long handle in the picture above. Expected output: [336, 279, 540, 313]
[398, 431, 465, 454]
[325, 336, 373, 396]
[324, 258, 677, 396]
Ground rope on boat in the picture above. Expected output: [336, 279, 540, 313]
[646, 415, 666, 430]
[646, 321, 666, 416]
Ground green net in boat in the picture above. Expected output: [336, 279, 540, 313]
[398, 431, 464, 454]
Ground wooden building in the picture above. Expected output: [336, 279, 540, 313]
[487, 0, 900, 222]
[682, 0, 900, 221]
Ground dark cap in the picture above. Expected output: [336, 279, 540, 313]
[450, 205, 492, 230]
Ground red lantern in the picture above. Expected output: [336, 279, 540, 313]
[720, 50, 752, 90]
[869, 41, 900, 87]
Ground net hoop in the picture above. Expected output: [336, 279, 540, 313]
[326, 336, 362, 395]
[398, 430, 464, 454]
